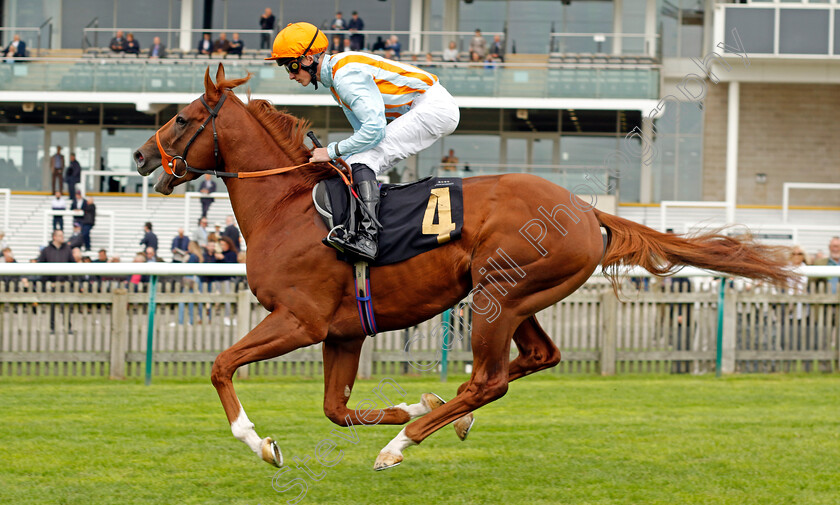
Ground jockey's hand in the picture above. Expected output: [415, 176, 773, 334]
[309, 148, 332, 163]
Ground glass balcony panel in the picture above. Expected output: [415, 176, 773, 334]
[724, 8, 775, 54]
[779, 10, 829, 55]
[0, 60, 659, 101]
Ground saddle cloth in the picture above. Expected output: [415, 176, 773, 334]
[312, 176, 464, 265]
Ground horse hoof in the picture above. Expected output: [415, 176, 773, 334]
[261, 437, 283, 468]
[373, 450, 403, 471]
[421, 392, 445, 411]
[453, 413, 475, 441]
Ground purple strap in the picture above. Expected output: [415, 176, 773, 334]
[354, 275, 377, 336]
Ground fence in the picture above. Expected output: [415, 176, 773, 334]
[1, 265, 837, 379]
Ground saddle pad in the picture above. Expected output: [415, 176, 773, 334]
[313, 176, 464, 265]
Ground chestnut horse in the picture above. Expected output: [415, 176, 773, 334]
[134, 66, 792, 470]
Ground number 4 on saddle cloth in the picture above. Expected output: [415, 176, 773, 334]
[313, 175, 464, 336]
[313, 176, 464, 266]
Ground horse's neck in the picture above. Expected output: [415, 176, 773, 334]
[219, 129, 312, 242]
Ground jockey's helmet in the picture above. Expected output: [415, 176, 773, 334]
[265, 22, 329, 63]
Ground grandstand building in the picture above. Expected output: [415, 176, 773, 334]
[0, 0, 838, 261]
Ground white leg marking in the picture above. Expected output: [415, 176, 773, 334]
[394, 401, 431, 419]
[231, 407, 263, 455]
[382, 428, 417, 455]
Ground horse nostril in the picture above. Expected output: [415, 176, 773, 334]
[133, 151, 145, 167]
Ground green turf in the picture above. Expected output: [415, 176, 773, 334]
[0, 373, 837, 505]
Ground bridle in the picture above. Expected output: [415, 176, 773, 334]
[155, 93, 231, 179]
[153, 92, 354, 184]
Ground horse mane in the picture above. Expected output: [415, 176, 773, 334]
[215, 75, 338, 188]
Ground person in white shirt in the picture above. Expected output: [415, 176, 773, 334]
[442, 41, 459, 62]
[51, 191, 68, 231]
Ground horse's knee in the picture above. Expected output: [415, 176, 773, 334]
[464, 376, 508, 408]
[210, 354, 235, 388]
[323, 404, 351, 427]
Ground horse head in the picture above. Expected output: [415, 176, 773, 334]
[134, 64, 250, 195]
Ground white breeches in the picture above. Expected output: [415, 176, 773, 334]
[346, 82, 460, 175]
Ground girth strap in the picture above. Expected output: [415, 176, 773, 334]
[354, 261, 377, 337]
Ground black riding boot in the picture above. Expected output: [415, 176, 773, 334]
[341, 164, 381, 261]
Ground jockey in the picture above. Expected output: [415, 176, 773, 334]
[267, 22, 460, 261]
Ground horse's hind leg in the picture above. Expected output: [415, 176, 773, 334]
[211, 308, 324, 467]
[322, 339, 442, 427]
[374, 314, 516, 470]
[450, 315, 561, 440]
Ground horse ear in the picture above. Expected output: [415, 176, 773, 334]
[203, 67, 220, 101]
[215, 64, 226, 85]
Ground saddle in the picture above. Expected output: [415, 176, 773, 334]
[312, 176, 464, 266]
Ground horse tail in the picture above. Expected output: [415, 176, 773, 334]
[593, 209, 794, 293]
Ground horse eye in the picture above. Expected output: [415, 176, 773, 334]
[176, 116, 186, 126]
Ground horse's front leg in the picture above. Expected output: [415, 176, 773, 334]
[211, 307, 324, 467]
[322, 339, 445, 427]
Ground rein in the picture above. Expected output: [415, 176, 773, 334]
[154, 92, 353, 185]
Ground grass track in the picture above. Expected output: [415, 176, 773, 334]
[1, 374, 838, 505]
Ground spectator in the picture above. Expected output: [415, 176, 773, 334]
[50, 146, 65, 194]
[71, 246, 83, 264]
[80, 196, 96, 252]
[442, 41, 459, 62]
[124, 33, 140, 55]
[0, 231, 5, 252]
[259, 7, 276, 49]
[70, 189, 84, 227]
[488, 34, 505, 62]
[813, 236, 840, 293]
[193, 216, 209, 247]
[215, 236, 239, 325]
[786, 246, 810, 370]
[330, 34, 342, 55]
[198, 33, 213, 56]
[222, 215, 241, 252]
[140, 222, 158, 252]
[51, 191, 67, 231]
[3, 34, 27, 61]
[129, 252, 145, 287]
[331, 12, 346, 48]
[109, 30, 126, 53]
[213, 33, 231, 55]
[94, 249, 108, 263]
[469, 29, 487, 62]
[148, 36, 167, 59]
[440, 149, 459, 171]
[213, 222, 224, 239]
[145, 246, 161, 262]
[67, 222, 84, 249]
[348, 11, 365, 50]
[37, 229, 74, 281]
[65, 152, 81, 205]
[371, 36, 386, 52]
[424, 52, 435, 66]
[228, 33, 244, 57]
[385, 35, 401, 59]
[171, 228, 190, 261]
[0, 247, 23, 288]
[177, 240, 204, 326]
[199, 173, 216, 218]
[216, 236, 238, 264]
[342, 38, 352, 53]
[199, 239, 217, 304]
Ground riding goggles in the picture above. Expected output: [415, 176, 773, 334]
[277, 27, 320, 74]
